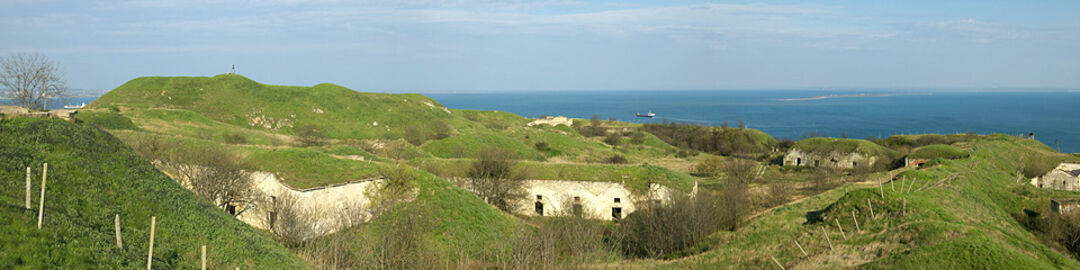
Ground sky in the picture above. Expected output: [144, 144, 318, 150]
[1, 0, 1078, 92]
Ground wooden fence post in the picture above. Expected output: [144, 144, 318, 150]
[201, 245, 207, 270]
[115, 214, 123, 248]
[37, 163, 47, 229]
[794, 239, 808, 258]
[903, 199, 907, 216]
[148, 216, 156, 270]
[26, 167, 31, 209]
[852, 211, 861, 232]
[770, 256, 786, 270]
[835, 218, 847, 240]
[867, 199, 875, 219]
[821, 226, 833, 250]
[879, 177, 884, 199]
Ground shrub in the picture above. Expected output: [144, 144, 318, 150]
[468, 147, 525, 211]
[430, 120, 452, 139]
[403, 125, 426, 146]
[604, 132, 622, 147]
[607, 154, 628, 164]
[629, 131, 647, 144]
[224, 133, 248, 144]
[295, 124, 326, 146]
[615, 191, 727, 258]
[1022, 153, 1062, 178]
[75, 110, 138, 130]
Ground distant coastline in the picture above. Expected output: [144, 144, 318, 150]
[781, 92, 931, 101]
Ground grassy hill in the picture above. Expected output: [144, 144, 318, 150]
[632, 135, 1080, 268]
[0, 118, 306, 269]
[90, 74, 473, 140]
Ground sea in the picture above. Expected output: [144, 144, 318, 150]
[9, 91, 1078, 153]
[426, 90, 1080, 153]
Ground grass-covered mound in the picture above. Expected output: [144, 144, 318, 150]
[413, 159, 695, 192]
[641, 122, 777, 156]
[907, 144, 970, 160]
[0, 118, 305, 269]
[90, 74, 469, 140]
[793, 137, 899, 165]
[643, 135, 1080, 268]
[294, 168, 522, 268]
[421, 132, 546, 161]
[74, 110, 138, 130]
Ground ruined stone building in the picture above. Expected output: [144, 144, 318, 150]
[513, 180, 671, 221]
[1030, 163, 1080, 191]
[782, 148, 874, 170]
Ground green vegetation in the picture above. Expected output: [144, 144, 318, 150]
[422, 132, 546, 161]
[641, 122, 777, 158]
[907, 144, 970, 160]
[91, 74, 470, 140]
[0, 118, 305, 269]
[414, 159, 694, 192]
[640, 135, 1080, 268]
[74, 110, 138, 130]
[244, 147, 381, 189]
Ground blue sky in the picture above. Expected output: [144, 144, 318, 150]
[1, 0, 1078, 92]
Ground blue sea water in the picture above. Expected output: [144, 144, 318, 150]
[427, 90, 1080, 153]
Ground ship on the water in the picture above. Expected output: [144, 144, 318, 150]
[635, 111, 655, 118]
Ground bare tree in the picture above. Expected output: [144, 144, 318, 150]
[364, 165, 418, 219]
[468, 146, 526, 211]
[0, 53, 68, 110]
[165, 145, 257, 216]
[268, 192, 314, 246]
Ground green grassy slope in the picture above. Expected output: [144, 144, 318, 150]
[90, 74, 467, 140]
[0, 118, 306, 269]
[636, 135, 1080, 268]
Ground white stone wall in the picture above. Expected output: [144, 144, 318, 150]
[1030, 163, 1080, 191]
[512, 180, 671, 221]
[782, 149, 874, 169]
[237, 172, 385, 238]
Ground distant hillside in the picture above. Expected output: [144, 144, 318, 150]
[644, 135, 1080, 268]
[90, 74, 472, 140]
[0, 118, 306, 269]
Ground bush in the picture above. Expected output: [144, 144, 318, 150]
[468, 147, 525, 211]
[604, 132, 622, 147]
[607, 154, 628, 164]
[403, 125, 426, 146]
[641, 121, 776, 156]
[224, 133, 248, 144]
[1022, 153, 1062, 178]
[295, 124, 326, 146]
[615, 191, 727, 258]
[629, 131, 647, 145]
[75, 110, 138, 130]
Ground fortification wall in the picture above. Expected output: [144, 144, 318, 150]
[512, 180, 671, 220]
[782, 149, 874, 169]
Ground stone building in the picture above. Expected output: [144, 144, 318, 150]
[782, 149, 874, 170]
[513, 180, 671, 221]
[1030, 163, 1080, 191]
[1052, 199, 1080, 214]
